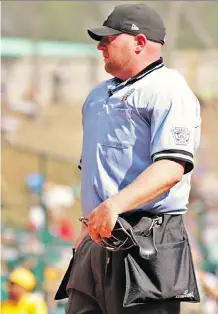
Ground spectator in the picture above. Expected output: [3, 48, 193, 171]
[1, 267, 48, 314]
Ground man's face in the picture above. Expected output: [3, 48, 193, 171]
[8, 282, 26, 300]
[97, 33, 135, 77]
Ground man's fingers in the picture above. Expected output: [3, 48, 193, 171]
[90, 223, 112, 238]
[88, 214, 113, 241]
[88, 220, 94, 234]
[99, 227, 112, 238]
[103, 232, 112, 238]
[90, 231, 101, 242]
[88, 222, 100, 242]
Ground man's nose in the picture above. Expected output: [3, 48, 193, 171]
[97, 40, 105, 51]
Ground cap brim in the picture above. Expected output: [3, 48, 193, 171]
[88, 26, 122, 41]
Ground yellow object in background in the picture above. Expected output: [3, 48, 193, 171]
[1, 293, 48, 314]
[9, 268, 36, 291]
[1, 267, 48, 314]
[44, 266, 58, 282]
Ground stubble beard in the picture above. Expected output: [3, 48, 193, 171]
[104, 61, 120, 77]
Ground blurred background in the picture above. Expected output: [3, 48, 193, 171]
[1, 1, 218, 313]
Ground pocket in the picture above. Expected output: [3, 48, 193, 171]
[123, 238, 200, 307]
[97, 108, 134, 148]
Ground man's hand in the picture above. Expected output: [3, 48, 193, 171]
[88, 199, 118, 242]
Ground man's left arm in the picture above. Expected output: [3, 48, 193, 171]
[110, 158, 185, 214]
[88, 159, 185, 242]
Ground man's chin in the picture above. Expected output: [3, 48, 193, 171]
[104, 64, 115, 76]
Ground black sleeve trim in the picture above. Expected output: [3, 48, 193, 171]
[154, 156, 194, 174]
[151, 149, 193, 160]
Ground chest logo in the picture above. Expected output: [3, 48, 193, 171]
[121, 88, 135, 103]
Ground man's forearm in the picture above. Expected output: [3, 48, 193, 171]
[109, 159, 185, 215]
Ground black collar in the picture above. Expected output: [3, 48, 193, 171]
[128, 57, 163, 84]
[110, 57, 164, 95]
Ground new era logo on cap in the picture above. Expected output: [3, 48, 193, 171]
[131, 24, 139, 30]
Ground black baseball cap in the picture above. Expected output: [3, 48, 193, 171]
[88, 4, 166, 45]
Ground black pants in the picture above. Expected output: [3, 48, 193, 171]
[66, 289, 180, 314]
[56, 214, 199, 314]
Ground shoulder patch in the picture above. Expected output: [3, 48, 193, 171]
[172, 127, 190, 145]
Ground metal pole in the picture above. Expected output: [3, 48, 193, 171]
[38, 152, 48, 298]
[164, 1, 183, 67]
[31, 1, 43, 118]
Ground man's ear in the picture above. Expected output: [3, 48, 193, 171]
[135, 34, 147, 54]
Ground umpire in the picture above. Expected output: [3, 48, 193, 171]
[55, 4, 201, 314]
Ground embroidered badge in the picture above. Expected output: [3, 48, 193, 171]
[172, 127, 190, 145]
[121, 88, 135, 103]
